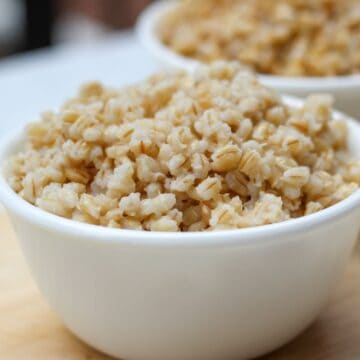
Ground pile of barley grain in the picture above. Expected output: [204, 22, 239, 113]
[159, 0, 360, 77]
[6, 62, 360, 231]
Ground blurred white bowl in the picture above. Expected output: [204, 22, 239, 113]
[137, 0, 360, 118]
[0, 98, 360, 360]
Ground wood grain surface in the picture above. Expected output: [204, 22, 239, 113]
[1, 211, 359, 360]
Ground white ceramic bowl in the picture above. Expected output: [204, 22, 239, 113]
[137, 0, 360, 118]
[0, 98, 360, 360]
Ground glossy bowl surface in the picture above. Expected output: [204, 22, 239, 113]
[0, 97, 360, 360]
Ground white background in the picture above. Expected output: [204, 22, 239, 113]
[0, 33, 158, 135]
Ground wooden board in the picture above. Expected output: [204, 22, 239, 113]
[1, 211, 360, 360]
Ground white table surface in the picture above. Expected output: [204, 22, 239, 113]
[0, 32, 159, 135]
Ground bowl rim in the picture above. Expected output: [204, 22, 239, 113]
[136, 0, 360, 90]
[0, 96, 359, 247]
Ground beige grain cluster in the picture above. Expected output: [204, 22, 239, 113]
[159, 0, 360, 77]
[6, 62, 360, 231]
